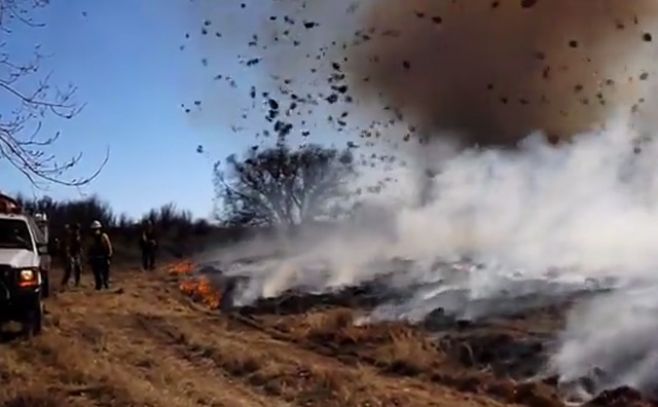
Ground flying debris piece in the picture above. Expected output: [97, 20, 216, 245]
[274, 121, 293, 137]
[347, 141, 358, 148]
[204, 20, 212, 26]
[196, 145, 204, 154]
[246, 58, 260, 66]
[521, 0, 539, 8]
[240, 3, 246, 8]
[201, 58, 208, 66]
[415, 11, 425, 19]
[194, 100, 202, 106]
[643, 33, 653, 42]
[432, 16, 443, 25]
[640, 72, 650, 80]
[268, 99, 279, 110]
[491, 1, 500, 9]
[303, 21, 318, 29]
[332, 62, 341, 71]
[250, 86, 256, 99]
[382, 29, 400, 37]
[402, 60, 411, 70]
[326, 94, 339, 104]
[568, 40, 579, 48]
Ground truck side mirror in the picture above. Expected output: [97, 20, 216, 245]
[37, 243, 49, 255]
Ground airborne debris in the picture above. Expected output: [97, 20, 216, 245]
[521, 0, 539, 8]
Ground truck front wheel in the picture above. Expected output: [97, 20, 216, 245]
[22, 297, 43, 337]
[41, 271, 50, 298]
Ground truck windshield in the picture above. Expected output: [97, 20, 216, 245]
[0, 219, 33, 251]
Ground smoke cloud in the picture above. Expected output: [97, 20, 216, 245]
[194, 0, 658, 400]
[350, 0, 658, 145]
[218, 113, 658, 399]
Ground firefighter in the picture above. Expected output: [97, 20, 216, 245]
[61, 223, 82, 287]
[87, 220, 113, 290]
[139, 220, 157, 271]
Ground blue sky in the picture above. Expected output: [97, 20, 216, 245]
[0, 0, 261, 219]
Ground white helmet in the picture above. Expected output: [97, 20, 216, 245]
[90, 220, 102, 230]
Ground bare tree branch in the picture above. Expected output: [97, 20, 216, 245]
[214, 144, 355, 228]
[0, 0, 106, 187]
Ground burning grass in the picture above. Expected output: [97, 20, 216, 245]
[167, 260, 195, 276]
[179, 276, 222, 310]
[167, 260, 223, 310]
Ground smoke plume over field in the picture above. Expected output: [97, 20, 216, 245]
[349, 0, 658, 145]
[193, 0, 658, 400]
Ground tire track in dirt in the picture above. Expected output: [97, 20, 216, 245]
[1, 266, 519, 406]
[152, 287, 512, 407]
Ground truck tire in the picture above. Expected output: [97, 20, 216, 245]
[41, 271, 50, 298]
[22, 297, 43, 337]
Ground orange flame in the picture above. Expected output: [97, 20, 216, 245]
[168, 260, 195, 276]
[179, 276, 222, 310]
[170, 260, 222, 310]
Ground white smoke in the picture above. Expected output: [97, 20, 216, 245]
[208, 112, 658, 397]
[552, 284, 658, 398]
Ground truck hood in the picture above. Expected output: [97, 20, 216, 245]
[0, 249, 38, 268]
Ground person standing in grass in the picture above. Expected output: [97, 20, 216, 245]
[61, 223, 83, 287]
[88, 220, 113, 290]
[139, 220, 157, 271]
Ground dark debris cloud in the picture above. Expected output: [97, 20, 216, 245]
[348, 0, 658, 145]
[185, 0, 658, 151]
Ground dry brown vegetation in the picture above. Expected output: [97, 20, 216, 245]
[0, 265, 514, 407]
[5, 260, 647, 407]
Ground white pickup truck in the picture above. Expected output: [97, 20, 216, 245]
[0, 212, 49, 335]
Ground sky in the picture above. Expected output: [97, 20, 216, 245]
[0, 0, 262, 219]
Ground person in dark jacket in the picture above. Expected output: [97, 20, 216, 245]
[139, 220, 157, 271]
[61, 223, 83, 287]
[88, 220, 113, 290]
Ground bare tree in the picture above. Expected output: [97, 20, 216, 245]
[0, 0, 107, 187]
[214, 144, 355, 228]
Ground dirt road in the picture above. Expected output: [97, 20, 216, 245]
[0, 264, 521, 407]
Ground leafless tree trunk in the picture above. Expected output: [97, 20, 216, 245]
[214, 144, 355, 228]
[0, 0, 107, 187]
